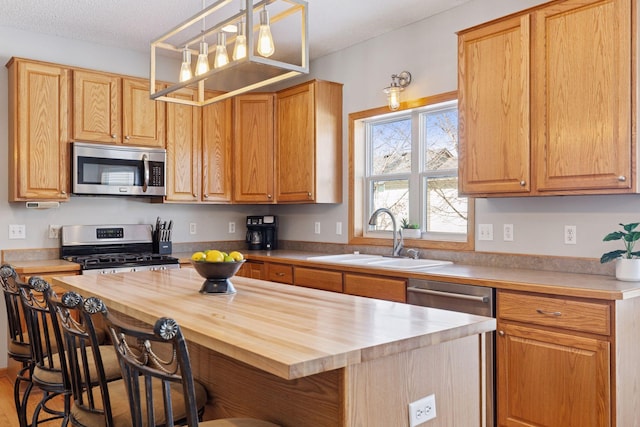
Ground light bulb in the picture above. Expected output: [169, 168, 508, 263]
[214, 33, 229, 68]
[257, 8, 275, 57]
[179, 47, 192, 82]
[232, 20, 247, 60]
[195, 41, 210, 76]
[387, 87, 401, 111]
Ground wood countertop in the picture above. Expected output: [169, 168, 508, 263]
[174, 250, 640, 301]
[51, 268, 495, 380]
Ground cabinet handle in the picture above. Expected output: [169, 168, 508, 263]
[536, 309, 562, 317]
[111, 134, 117, 139]
[618, 176, 627, 182]
[125, 135, 131, 140]
[275, 272, 285, 276]
[498, 330, 505, 336]
[520, 180, 526, 186]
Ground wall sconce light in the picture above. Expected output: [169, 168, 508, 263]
[383, 71, 412, 111]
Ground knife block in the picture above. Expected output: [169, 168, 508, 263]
[153, 240, 172, 255]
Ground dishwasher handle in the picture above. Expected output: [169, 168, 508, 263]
[407, 286, 490, 303]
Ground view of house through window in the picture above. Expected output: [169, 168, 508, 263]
[363, 98, 469, 241]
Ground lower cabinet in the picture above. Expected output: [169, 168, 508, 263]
[344, 274, 406, 303]
[265, 263, 293, 284]
[237, 261, 265, 280]
[497, 290, 611, 426]
[294, 267, 343, 293]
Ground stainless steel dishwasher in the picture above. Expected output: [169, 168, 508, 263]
[407, 279, 495, 427]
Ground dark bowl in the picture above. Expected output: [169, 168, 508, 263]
[191, 260, 244, 294]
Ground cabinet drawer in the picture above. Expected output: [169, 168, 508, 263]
[498, 291, 610, 336]
[266, 263, 293, 284]
[294, 267, 343, 292]
[344, 274, 406, 303]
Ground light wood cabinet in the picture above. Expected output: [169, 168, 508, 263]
[497, 290, 611, 426]
[344, 273, 406, 303]
[237, 261, 265, 279]
[233, 94, 275, 203]
[73, 70, 165, 147]
[275, 80, 343, 203]
[165, 87, 201, 202]
[294, 267, 343, 292]
[7, 58, 71, 201]
[265, 263, 293, 284]
[201, 95, 232, 203]
[458, 0, 633, 196]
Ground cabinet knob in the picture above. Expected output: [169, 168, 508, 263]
[520, 180, 526, 187]
[111, 134, 117, 139]
[267, 194, 272, 199]
[308, 192, 312, 198]
[498, 330, 505, 336]
[61, 191, 67, 195]
[125, 135, 131, 140]
[618, 176, 627, 182]
[193, 193, 197, 197]
[203, 194, 208, 199]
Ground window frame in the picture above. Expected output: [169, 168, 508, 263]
[348, 91, 475, 251]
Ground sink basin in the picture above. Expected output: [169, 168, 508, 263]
[307, 253, 452, 271]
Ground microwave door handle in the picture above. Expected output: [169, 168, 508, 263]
[142, 154, 149, 192]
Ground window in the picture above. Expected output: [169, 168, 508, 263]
[349, 92, 473, 251]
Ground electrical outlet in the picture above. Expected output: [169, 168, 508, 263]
[336, 222, 342, 235]
[9, 224, 26, 240]
[503, 224, 514, 241]
[314, 222, 321, 234]
[189, 223, 197, 235]
[478, 224, 493, 241]
[409, 394, 436, 426]
[228, 222, 236, 233]
[564, 225, 577, 244]
[48, 224, 61, 239]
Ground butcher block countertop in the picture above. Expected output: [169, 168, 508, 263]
[52, 268, 495, 380]
[175, 250, 640, 301]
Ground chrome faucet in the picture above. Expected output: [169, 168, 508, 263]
[368, 208, 404, 257]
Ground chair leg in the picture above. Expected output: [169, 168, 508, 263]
[13, 363, 33, 427]
[30, 390, 70, 426]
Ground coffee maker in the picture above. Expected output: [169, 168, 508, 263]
[245, 215, 278, 250]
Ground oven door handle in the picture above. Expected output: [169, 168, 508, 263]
[142, 154, 149, 193]
[407, 286, 490, 303]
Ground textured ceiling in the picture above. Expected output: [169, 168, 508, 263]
[0, 0, 472, 60]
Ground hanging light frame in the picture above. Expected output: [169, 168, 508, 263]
[150, 0, 308, 107]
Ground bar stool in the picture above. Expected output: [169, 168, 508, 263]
[0, 264, 33, 427]
[100, 301, 280, 427]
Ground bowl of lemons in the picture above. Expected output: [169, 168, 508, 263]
[190, 250, 245, 294]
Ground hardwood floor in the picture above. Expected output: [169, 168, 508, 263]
[0, 374, 67, 427]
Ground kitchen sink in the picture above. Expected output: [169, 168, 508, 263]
[307, 253, 452, 271]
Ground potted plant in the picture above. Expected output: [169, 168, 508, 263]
[600, 222, 640, 281]
[401, 218, 421, 239]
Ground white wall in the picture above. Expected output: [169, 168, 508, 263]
[274, 0, 640, 260]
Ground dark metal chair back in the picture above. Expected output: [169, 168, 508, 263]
[103, 310, 200, 427]
[48, 292, 117, 426]
[0, 264, 30, 360]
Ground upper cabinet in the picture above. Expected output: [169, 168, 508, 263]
[73, 70, 165, 147]
[7, 58, 71, 201]
[233, 93, 276, 203]
[202, 94, 232, 203]
[276, 80, 343, 203]
[458, 0, 633, 197]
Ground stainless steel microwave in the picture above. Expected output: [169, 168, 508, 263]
[72, 142, 166, 197]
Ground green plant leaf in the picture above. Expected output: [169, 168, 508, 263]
[600, 250, 626, 263]
[603, 231, 625, 241]
[622, 222, 640, 232]
[624, 231, 640, 243]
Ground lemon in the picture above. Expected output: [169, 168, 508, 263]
[205, 250, 224, 263]
[191, 251, 206, 261]
[229, 251, 244, 262]
[223, 255, 235, 262]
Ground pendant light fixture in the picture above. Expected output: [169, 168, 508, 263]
[383, 71, 412, 111]
[257, 6, 275, 57]
[232, 18, 247, 60]
[214, 32, 230, 68]
[150, 0, 309, 107]
[179, 47, 193, 82]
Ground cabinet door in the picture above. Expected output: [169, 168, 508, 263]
[237, 261, 264, 279]
[122, 77, 165, 147]
[233, 94, 275, 203]
[202, 96, 232, 202]
[165, 87, 201, 202]
[497, 322, 610, 426]
[294, 267, 343, 292]
[8, 60, 71, 201]
[344, 274, 406, 303]
[458, 15, 530, 195]
[532, 0, 632, 193]
[276, 82, 315, 202]
[73, 70, 121, 143]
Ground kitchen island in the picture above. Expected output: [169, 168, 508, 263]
[52, 268, 495, 427]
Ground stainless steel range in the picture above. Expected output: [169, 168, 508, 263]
[61, 224, 180, 275]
